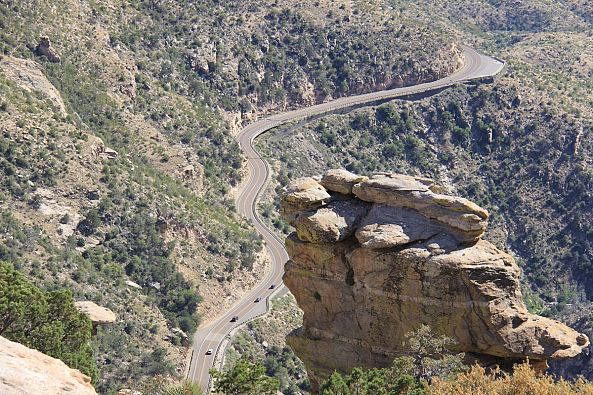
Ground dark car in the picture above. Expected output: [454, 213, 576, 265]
[269, 284, 276, 290]
[206, 348, 213, 355]
[255, 297, 262, 303]
[230, 316, 239, 322]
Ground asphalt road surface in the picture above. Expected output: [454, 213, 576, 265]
[187, 45, 505, 393]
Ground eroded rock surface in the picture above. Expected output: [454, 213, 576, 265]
[281, 170, 589, 389]
[0, 336, 97, 395]
[320, 169, 368, 195]
[281, 177, 331, 225]
[294, 200, 368, 243]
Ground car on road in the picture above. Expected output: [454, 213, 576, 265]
[206, 349, 213, 355]
[230, 316, 239, 322]
[269, 284, 276, 290]
[255, 297, 262, 302]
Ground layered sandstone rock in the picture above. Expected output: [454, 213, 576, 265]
[0, 336, 97, 395]
[281, 170, 589, 389]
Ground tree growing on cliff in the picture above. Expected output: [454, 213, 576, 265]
[0, 261, 98, 382]
[210, 356, 280, 395]
[404, 325, 466, 383]
[320, 325, 466, 394]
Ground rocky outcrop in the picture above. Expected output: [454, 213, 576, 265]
[34, 36, 61, 63]
[320, 169, 368, 195]
[281, 170, 589, 389]
[280, 177, 331, 225]
[89, 135, 119, 160]
[0, 56, 68, 116]
[0, 336, 97, 395]
[75, 301, 116, 335]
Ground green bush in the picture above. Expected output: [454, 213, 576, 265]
[0, 261, 98, 382]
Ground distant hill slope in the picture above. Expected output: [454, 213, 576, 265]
[256, 0, 593, 382]
[0, 0, 463, 392]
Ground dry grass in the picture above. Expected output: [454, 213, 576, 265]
[429, 363, 593, 395]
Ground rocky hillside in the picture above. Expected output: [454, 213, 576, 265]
[0, 47, 261, 392]
[0, 0, 466, 392]
[280, 170, 589, 390]
[255, 0, 593, 382]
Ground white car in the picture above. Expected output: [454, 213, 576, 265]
[206, 349, 213, 355]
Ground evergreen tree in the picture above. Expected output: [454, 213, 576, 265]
[210, 356, 279, 395]
[320, 371, 350, 395]
[0, 261, 98, 382]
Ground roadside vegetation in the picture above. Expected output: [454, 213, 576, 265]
[224, 295, 310, 394]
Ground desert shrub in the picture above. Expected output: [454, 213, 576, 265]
[428, 362, 593, 394]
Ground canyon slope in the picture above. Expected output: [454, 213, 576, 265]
[281, 170, 589, 389]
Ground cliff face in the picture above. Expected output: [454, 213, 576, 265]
[281, 170, 589, 388]
[0, 336, 97, 395]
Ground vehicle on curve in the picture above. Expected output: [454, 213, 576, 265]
[230, 316, 239, 322]
[255, 297, 262, 302]
[206, 349, 213, 355]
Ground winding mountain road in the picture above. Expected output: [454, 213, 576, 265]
[187, 45, 505, 393]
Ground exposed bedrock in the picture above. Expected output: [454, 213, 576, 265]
[280, 170, 589, 389]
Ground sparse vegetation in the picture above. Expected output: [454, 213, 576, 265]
[2, 0, 593, 392]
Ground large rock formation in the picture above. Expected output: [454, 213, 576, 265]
[0, 336, 97, 395]
[281, 170, 589, 389]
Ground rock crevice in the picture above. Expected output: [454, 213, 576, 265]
[280, 170, 589, 389]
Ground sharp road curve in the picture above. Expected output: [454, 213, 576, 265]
[187, 46, 505, 393]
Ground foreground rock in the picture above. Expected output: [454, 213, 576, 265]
[281, 170, 589, 390]
[0, 336, 97, 395]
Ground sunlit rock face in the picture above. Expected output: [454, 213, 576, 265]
[281, 170, 589, 390]
[0, 336, 97, 395]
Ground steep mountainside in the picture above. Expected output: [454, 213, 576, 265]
[256, 0, 593, 382]
[0, 0, 463, 392]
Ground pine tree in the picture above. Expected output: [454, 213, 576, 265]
[0, 261, 98, 382]
[210, 356, 279, 395]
